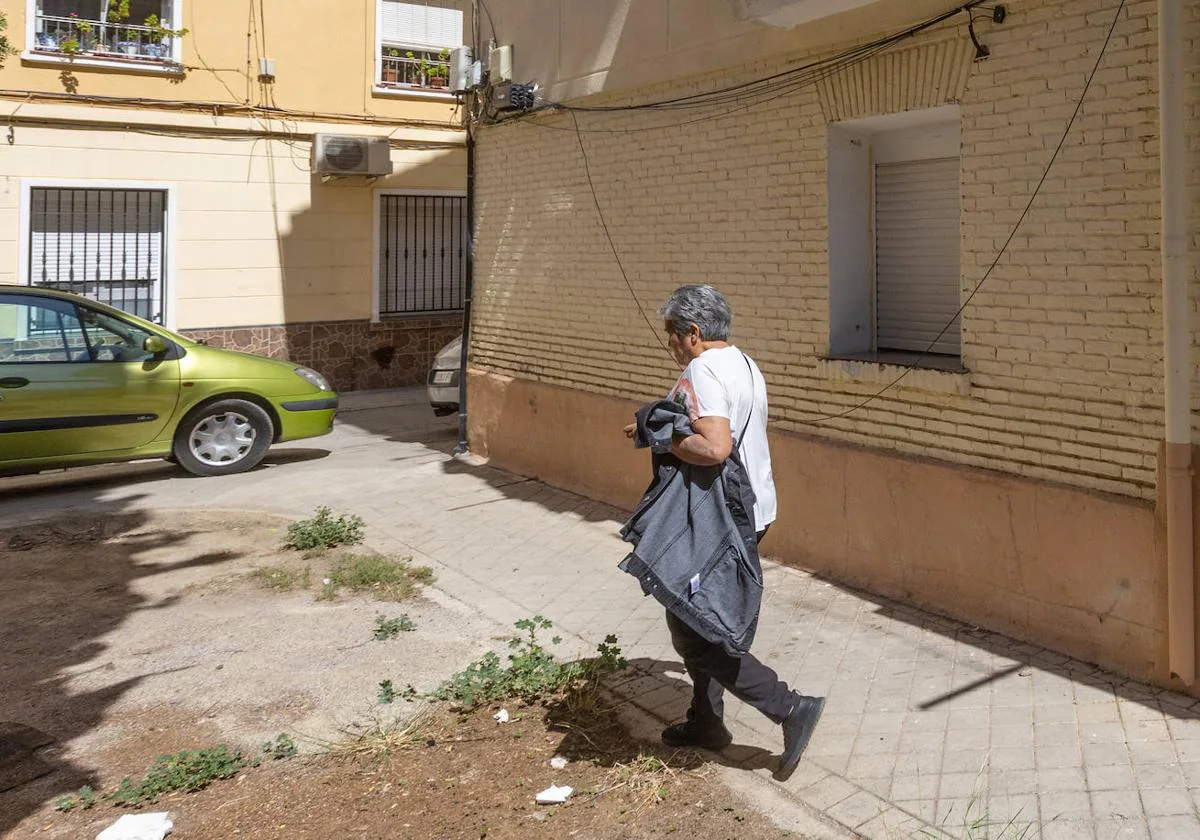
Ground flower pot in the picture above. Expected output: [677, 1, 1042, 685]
[382, 68, 399, 84]
[429, 77, 446, 89]
[118, 41, 140, 56]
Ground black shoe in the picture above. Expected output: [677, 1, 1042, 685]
[661, 718, 733, 750]
[774, 695, 825, 781]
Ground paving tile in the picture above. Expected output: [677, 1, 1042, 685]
[1140, 787, 1195, 817]
[825, 789, 889, 830]
[1041, 818, 1099, 840]
[798, 773, 858, 810]
[1038, 766, 1089, 792]
[1089, 788, 1145, 821]
[1148, 815, 1200, 840]
[1039, 791, 1095, 821]
[1093, 818, 1151, 840]
[1087, 762, 1137, 791]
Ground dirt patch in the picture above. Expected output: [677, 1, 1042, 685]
[23, 703, 793, 839]
[1, 511, 796, 839]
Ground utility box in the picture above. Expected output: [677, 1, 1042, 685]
[489, 44, 513, 82]
[449, 46, 473, 92]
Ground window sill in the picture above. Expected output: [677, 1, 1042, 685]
[817, 352, 970, 396]
[371, 85, 458, 102]
[373, 310, 464, 324]
[22, 50, 185, 76]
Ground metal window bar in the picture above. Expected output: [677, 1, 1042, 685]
[33, 11, 177, 62]
[378, 46, 451, 89]
[379, 194, 465, 316]
[29, 187, 167, 324]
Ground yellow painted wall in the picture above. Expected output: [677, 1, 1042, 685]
[0, 110, 466, 328]
[0, 0, 468, 123]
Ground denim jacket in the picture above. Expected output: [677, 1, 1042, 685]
[618, 399, 762, 656]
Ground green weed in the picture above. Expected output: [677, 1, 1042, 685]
[53, 785, 97, 812]
[374, 614, 417, 639]
[284, 507, 365, 551]
[319, 554, 433, 601]
[432, 616, 628, 708]
[110, 745, 252, 806]
[262, 733, 298, 760]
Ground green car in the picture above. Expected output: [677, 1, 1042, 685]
[0, 285, 337, 477]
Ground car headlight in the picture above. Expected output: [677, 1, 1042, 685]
[294, 366, 330, 391]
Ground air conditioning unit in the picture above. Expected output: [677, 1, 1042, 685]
[311, 134, 393, 177]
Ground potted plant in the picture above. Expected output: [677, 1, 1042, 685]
[428, 48, 450, 88]
[382, 48, 400, 84]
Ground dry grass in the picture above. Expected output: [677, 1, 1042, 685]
[591, 752, 711, 811]
[332, 707, 448, 760]
[249, 564, 311, 591]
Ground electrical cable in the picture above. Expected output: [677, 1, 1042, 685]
[536, 1, 987, 117]
[796, 0, 1126, 424]
[559, 0, 1126, 422]
[477, 0, 498, 44]
[569, 110, 670, 358]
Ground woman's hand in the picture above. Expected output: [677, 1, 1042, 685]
[623, 421, 637, 439]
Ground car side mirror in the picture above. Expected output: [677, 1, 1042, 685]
[143, 335, 169, 355]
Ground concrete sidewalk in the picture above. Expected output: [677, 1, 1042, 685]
[2, 388, 1198, 839]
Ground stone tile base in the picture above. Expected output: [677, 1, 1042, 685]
[182, 317, 461, 393]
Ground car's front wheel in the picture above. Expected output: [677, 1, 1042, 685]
[172, 399, 274, 477]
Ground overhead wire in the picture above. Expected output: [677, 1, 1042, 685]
[553, 0, 1127, 422]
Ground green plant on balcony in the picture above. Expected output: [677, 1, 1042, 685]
[428, 48, 450, 87]
[382, 47, 401, 83]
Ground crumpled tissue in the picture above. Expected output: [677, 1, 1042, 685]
[96, 812, 173, 840]
[535, 784, 574, 805]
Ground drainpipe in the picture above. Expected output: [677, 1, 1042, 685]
[1159, 0, 1194, 685]
[453, 107, 475, 456]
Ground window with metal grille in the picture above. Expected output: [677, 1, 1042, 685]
[28, 187, 168, 324]
[378, 194, 466, 316]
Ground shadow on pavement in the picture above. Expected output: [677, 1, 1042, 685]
[810, 570, 1200, 723]
[0, 500, 243, 834]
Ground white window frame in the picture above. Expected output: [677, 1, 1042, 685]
[372, 0, 461, 100]
[22, 0, 186, 76]
[17, 179, 179, 331]
[372, 188, 467, 321]
[827, 104, 962, 365]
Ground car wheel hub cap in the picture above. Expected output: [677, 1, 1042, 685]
[190, 412, 255, 465]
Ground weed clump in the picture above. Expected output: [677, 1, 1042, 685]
[320, 554, 433, 601]
[432, 616, 627, 708]
[284, 507, 364, 551]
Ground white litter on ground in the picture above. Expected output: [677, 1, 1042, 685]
[535, 784, 574, 805]
[549, 756, 568, 769]
[493, 708, 509, 723]
[96, 812, 173, 840]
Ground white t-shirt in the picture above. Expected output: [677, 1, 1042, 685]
[666, 345, 777, 531]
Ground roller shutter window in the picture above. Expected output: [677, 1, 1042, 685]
[874, 157, 961, 356]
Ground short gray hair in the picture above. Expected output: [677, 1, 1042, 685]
[658, 285, 732, 341]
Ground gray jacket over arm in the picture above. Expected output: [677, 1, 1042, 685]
[618, 399, 763, 657]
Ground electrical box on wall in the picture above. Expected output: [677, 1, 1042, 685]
[489, 44, 513, 82]
[449, 46, 473, 92]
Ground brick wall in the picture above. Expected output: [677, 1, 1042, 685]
[184, 317, 460, 393]
[471, 0, 1198, 501]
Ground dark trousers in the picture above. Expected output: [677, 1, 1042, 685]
[666, 527, 796, 727]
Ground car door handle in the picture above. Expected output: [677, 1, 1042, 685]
[0, 377, 30, 389]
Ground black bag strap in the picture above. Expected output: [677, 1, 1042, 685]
[736, 352, 755, 453]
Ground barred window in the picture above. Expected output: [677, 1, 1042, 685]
[378, 194, 466, 316]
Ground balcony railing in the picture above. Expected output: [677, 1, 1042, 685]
[379, 48, 451, 90]
[33, 13, 179, 64]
